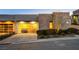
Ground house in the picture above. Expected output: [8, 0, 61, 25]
[0, 12, 71, 34]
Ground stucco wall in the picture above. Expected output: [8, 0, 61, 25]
[38, 14, 52, 30]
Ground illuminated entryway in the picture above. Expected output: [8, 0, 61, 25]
[49, 21, 54, 29]
[17, 21, 39, 33]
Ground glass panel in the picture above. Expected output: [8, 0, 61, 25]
[49, 22, 53, 29]
[0, 23, 14, 33]
[73, 16, 78, 24]
[0, 24, 4, 33]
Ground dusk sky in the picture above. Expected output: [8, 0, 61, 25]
[0, 9, 76, 15]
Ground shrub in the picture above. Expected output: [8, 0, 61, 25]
[37, 29, 58, 39]
[37, 28, 79, 39]
[65, 28, 79, 34]
[48, 29, 57, 35]
[57, 29, 66, 35]
[37, 30, 47, 39]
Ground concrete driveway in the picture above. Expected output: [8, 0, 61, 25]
[0, 33, 37, 44]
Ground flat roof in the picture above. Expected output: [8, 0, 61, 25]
[0, 15, 38, 21]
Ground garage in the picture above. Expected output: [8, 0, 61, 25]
[17, 21, 39, 33]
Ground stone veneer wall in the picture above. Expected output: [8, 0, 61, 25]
[52, 12, 71, 30]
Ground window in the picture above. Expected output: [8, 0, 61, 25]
[0, 24, 4, 33]
[49, 22, 53, 29]
[73, 16, 78, 24]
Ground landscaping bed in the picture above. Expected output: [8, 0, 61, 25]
[0, 32, 15, 41]
[37, 28, 79, 39]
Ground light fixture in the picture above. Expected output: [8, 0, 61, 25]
[0, 21, 2, 24]
[30, 21, 36, 24]
[19, 21, 25, 24]
[66, 21, 69, 24]
[5, 21, 13, 24]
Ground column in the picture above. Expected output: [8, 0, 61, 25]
[38, 14, 50, 30]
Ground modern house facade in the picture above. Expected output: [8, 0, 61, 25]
[0, 11, 73, 34]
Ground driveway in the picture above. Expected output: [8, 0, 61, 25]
[0, 34, 79, 49]
[0, 33, 37, 44]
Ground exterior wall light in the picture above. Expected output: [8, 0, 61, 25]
[66, 21, 69, 24]
[5, 21, 13, 24]
[30, 21, 36, 24]
[19, 21, 25, 24]
[0, 21, 3, 24]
